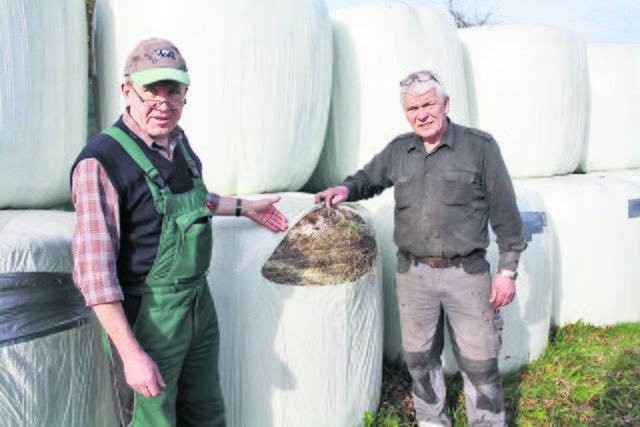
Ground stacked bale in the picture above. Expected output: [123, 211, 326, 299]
[517, 174, 640, 325]
[92, 0, 332, 195]
[208, 193, 383, 427]
[0, 211, 116, 426]
[580, 44, 640, 172]
[459, 25, 588, 178]
[0, 0, 88, 208]
[307, 2, 470, 192]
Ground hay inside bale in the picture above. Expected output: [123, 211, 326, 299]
[262, 207, 377, 286]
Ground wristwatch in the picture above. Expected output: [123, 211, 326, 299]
[497, 269, 518, 281]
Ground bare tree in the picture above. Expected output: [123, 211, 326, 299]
[446, 0, 500, 28]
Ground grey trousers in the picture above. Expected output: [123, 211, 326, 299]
[396, 262, 506, 427]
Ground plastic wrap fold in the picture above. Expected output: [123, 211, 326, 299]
[305, 2, 470, 192]
[460, 25, 588, 178]
[0, 0, 87, 208]
[518, 173, 640, 325]
[0, 211, 117, 426]
[93, 0, 332, 195]
[208, 193, 383, 427]
[580, 44, 640, 172]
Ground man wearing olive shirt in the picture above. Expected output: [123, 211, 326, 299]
[315, 70, 526, 427]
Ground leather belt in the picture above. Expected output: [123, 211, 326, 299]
[409, 250, 485, 269]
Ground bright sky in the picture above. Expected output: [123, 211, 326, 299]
[325, 0, 640, 44]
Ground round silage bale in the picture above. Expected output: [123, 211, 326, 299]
[518, 173, 640, 326]
[93, 0, 332, 195]
[207, 193, 383, 427]
[441, 184, 554, 373]
[361, 192, 403, 362]
[305, 2, 470, 191]
[0, 211, 117, 427]
[0, 0, 87, 209]
[459, 25, 588, 178]
[580, 44, 640, 172]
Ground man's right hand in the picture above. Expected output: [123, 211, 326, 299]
[91, 303, 166, 398]
[315, 186, 349, 208]
[123, 349, 166, 397]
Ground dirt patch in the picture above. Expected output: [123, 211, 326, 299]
[262, 207, 377, 286]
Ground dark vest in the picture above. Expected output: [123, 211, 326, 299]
[71, 117, 203, 285]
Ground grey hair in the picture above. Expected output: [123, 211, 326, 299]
[399, 70, 448, 107]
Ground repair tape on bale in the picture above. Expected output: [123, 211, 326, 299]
[628, 199, 640, 218]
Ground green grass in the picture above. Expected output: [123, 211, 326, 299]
[365, 321, 640, 427]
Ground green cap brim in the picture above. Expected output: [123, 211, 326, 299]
[131, 68, 190, 86]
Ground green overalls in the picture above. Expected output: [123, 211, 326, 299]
[104, 127, 226, 427]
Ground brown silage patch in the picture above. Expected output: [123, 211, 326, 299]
[262, 207, 377, 286]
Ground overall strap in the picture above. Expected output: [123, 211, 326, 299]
[178, 140, 201, 179]
[103, 127, 169, 212]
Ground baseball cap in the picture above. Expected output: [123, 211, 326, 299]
[124, 38, 190, 86]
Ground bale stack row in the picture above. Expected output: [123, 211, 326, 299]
[2, 0, 639, 426]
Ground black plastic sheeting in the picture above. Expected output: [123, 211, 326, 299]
[628, 199, 640, 219]
[0, 272, 91, 348]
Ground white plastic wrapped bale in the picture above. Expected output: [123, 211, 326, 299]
[0, 0, 87, 208]
[579, 44, 640, 172]
[305, 2, 470, 191]
[93, 0, 331, 195]
[207, 193, 383, 427]
[0, 211, 117, 427]
[459, 25, 588, 178]
[360, 191, 403, 362]
[518, 174, 640, 325]
[442, 184, 554, 373]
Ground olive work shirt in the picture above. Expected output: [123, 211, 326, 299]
[342, 119, 526, 273]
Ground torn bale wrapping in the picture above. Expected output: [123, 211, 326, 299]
[262, 207, 377, 286]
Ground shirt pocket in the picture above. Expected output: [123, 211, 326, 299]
[440, 170, 476, 206]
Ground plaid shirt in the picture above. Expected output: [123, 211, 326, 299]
[72, 110, 220, 306]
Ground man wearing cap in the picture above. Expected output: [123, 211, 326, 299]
[315, 70, 526, 427]
[71, 39, 287, 426]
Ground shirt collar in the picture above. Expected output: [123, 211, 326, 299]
[407, 117, 454, 153]
[123, 107, 184, 152]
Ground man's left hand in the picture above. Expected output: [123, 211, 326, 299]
[490, 274, 516, 309]
[243, 196, 289, 232]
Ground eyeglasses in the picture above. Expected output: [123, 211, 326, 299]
[130, 85, 187, 110]
[400, 72, 440, 87]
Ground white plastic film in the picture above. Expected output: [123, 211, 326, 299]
[305, 2, 470, 191]
[0, 211, 74, 274]
[442, 184, 554, 373]
[360, 191, 403, 362]
[0, 317, 117, 427]
[518, 173, 640, 326]
[0, 0, 87, 208]
[0, 211, 117, 426]
[207, 193, 383, 427]
[460, 25, 588, 178]
[580, 44, 640, 172]
[93, 0, 332, 195]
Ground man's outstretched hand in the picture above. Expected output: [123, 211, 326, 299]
[243, 196, 288, 232]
